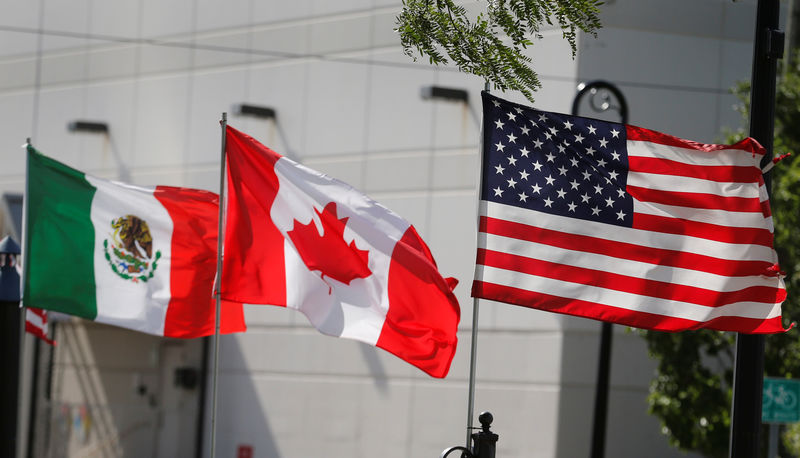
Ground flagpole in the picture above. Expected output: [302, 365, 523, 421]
[210, 113, 227, 458]
[465, 295, 480, 447]
[465, 82, 490, 448]
[729, 0, 780, 455]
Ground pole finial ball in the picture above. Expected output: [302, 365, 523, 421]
[478, 411, 493, 430]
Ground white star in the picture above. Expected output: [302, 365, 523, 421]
[492, 100, 501, 107]
[557, 144, 567, 154]
[507, 111, 517, 121]
[556, 188, 567, 199]
[496, 142, 506, 152]
[508, 156, 518, 166]
[495, 164, 505, 174]
[605, 197, 615, 207]
[617, 189, 626, 198]
[544, 131, 553, 140]
[543, 197, 554, 207]
[545, 175, 556, 186]
[532, 161, 543, 171]
[616, 210, 626, 220]
[520, 147, 531, 157]
[514, 107, 523, 113]
[568, 202, 577, 212]
[599, 138, 609, 148]
[570, 157, 580, 168]
[494, 119, 505, 129]
[569, 179, 580, 190]
[586, 146, 596, 156]
[587, 125, 597, 135]
[518, 192, 528, 202]
[597, 158, 607, 168]
[507, 178, 517, 188]
[591, 206, 601, 216]
[519, 170, 530, 180]
[611, 151, 621, 161]
[545, 152, 556, 162]
[574, 133, 584, 143]
[582, 170, 592, 181]
[493, 187, 504, 197]
[520, 126, 530, 136]
[580, 193, 591, 203]
[507, 133, 517, 144]
[564, 120, 573, 130]
[538, 114, 547, 122]
[611, 128, 620, 138]
[594, 184, 603, 194]
[608, 170, 619, 181]
[533, 139, 543, 149]
[531, 183, 542, 194]
[558, 166, 568, 176]
[549, 127, 559, 136]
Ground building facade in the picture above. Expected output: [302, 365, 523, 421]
[0, 0, 767, 456]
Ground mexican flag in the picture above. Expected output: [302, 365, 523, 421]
[23, 146, 245, 338]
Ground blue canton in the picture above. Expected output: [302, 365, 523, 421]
[481, 92, 634, 228]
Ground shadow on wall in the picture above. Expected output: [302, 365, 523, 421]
[358, 342, 389, 394]
[39, 318, 393, 457]
[204, 335, 281, 458]
[555, 326, 703, 458]
[48, 322, 159, 457]
[555, 327, 598, 458]
[43, 321, 213, 458]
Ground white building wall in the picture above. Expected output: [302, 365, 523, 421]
[0, 0, 764, 457]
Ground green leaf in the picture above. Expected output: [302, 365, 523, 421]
[396, 0, 602, 101]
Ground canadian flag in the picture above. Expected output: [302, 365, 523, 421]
[221, 126, 460, 378]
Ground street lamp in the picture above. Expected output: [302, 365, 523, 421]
[0, 235, 22, 458]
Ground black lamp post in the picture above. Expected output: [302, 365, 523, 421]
[730, 1, 783, 457]
[0, 236, 22, 458]
[571, 80, 629, 458]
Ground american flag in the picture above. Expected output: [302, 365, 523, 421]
[471, 91, 787, 333]
[26, 307, 55, 345]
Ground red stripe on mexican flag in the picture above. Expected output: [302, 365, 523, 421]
[222, 126, 460, 378]
[23, 146, 245, 338]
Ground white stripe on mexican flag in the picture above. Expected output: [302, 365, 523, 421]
[24, 146, 245, 338]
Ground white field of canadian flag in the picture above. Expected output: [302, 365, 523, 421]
[221, 125, 461, 378]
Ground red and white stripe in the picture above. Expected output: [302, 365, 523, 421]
[473, 126, 787, 333]
[26, 307, 55, 345]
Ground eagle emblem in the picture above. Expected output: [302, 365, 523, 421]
[103, 215, 161, 283]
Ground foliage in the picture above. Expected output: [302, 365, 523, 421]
[639, 62, 800, 457]
[642, 330, 735, 457]
[395, 0, 603, 101]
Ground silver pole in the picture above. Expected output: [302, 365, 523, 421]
[465, 297, 480, 447]
[210, 113, 227, 458]
[768, 424, 779, 457]
[465, 81, 491, 448]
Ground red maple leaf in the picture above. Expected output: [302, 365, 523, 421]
[287, 202, 372, 288]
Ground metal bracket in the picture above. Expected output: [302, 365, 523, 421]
[763, 28, 785, 60]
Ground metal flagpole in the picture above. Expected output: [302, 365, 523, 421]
[465, 296, 480, 448]
[210, 113, 227, 458]
[729, 0, 782, 456]
[465, 82, 491, 448]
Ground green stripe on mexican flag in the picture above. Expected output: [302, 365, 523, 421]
[23, 146, 245, 338]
